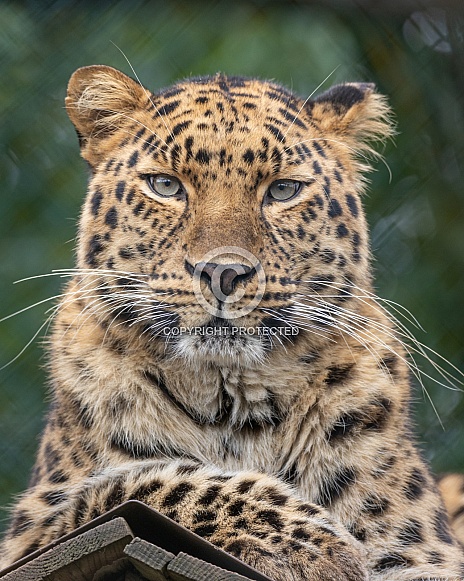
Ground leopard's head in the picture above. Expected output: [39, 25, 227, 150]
[66, 65, 393, 366]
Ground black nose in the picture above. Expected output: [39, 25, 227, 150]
[186, 260, 256, 297]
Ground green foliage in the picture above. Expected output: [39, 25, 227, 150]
[0, 0, 463, 533]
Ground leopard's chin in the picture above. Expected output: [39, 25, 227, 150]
[161, 314, 302, 367]
[168, 328, 270, 367]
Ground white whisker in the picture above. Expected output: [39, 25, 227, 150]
[281, 66, 340, 143]
[110, 43, 176, 146]
[1, 314, 55, 371]
[286, 276, 462, 427]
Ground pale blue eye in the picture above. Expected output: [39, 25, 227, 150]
[147, 174, 182, 197]
[268, 179, 301, 201]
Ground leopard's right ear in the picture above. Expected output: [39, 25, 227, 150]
[65, 65, 147, 161]
[309, 82, 395, 176]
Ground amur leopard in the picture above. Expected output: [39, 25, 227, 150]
[1, 65, 463, 580]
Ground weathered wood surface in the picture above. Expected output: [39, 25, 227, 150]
[124, 537, 174, 581]
[166, 552, 253, 581]
[0, 516, 255, 580]
[1, 517, 133, 581]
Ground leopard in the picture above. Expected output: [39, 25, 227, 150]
[1, 64, 463, 580]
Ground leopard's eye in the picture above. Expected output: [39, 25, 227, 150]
[146, 174, 183, 198]
[266, 179, 302, 202]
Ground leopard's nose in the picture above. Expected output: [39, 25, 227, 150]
[185, 260, 256, 298]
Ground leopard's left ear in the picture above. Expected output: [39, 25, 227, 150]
[65, 65, 147, 164]
[310, 83, 395, 160]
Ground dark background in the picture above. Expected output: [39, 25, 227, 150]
[1, 0, 463, 534]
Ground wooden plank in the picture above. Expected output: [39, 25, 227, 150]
[124, 537, 174, 581]
[167, 552, 253, 581]
[1, 517, 133, 581]
[0, 501, 272, 581]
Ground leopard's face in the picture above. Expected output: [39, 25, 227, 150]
[67, 67, 392, 365]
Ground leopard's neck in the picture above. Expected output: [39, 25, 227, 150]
[48, 277, 408, 478]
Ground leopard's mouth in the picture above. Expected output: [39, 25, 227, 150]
[161, 314, 300, 366]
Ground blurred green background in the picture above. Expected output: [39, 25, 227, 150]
[1, 0, 463, 534]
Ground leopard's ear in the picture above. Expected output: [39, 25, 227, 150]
[310, 83, 395, 166]
[65, 65, 147, 161]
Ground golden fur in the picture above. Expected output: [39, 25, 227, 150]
[1, 65, 463, 580]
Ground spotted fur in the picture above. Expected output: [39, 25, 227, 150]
[1, 65, 463, 580]
[439, 474, 464, 547]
